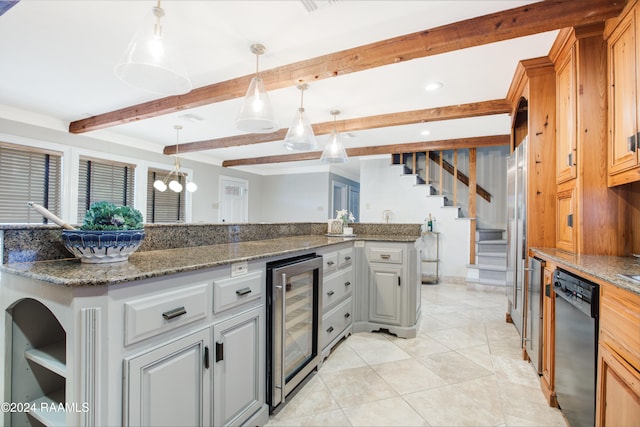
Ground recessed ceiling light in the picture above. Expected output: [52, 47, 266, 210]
[425, 82, 443, 91]
[178, 113, 205, 123]
[420, 129, 431, 136]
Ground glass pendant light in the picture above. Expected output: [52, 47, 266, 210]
[236, 43, 279, 133]
[283, 83, 317, 150]
[153, 125, 198, 193]
[320, 110, 349, 164]
[114, 0, 192, 95]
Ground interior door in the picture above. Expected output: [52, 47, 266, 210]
[219, 176, 248, 223]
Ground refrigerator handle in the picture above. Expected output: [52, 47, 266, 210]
[279, 273, 287, 405]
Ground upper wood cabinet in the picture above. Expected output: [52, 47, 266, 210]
[556, 46, 577, 184]
[606, 0, 640, 186]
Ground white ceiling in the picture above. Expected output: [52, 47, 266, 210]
[0, 0, 559, 176]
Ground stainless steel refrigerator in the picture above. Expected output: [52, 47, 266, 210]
[506, 138, 527, 339]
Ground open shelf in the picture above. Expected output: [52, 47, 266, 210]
[25, 341, 66, 378]
[28, 389, 67, 427]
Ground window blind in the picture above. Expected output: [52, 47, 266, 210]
[77, 157, 135, 223]
[0, 143, 61, 223]
[147, 169, 185, 223]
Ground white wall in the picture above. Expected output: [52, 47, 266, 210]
[256, 173, 330, 222]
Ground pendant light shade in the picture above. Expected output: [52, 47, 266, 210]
[236, 43, 279, 133]
[153, 125, 197, 193]
[320, 110, 349, 164]
[284, 83, 317, 151]
[114, 0, 191, 95]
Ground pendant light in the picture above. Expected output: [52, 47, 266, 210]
[153, 125, 198, 193]
[114, 0, 192, 95]
[320, 110, 349, 164]
[283, 83, 318, 150]
[235, 43, 279, 133]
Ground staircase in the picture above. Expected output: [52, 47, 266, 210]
[467, 229, 507, 287]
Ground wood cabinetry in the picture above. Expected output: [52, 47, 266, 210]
[596, 284, 640, 426]
[540, 264, 557, 407]
[549, 25, 629, 255]
[606, 0, 640, 186]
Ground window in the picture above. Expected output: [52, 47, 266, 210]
[77, 157, 135, 222]
[0, 142, 61, 223]
[146, 169, 185, 223]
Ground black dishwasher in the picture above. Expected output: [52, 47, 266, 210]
[553, 268, 599, 427]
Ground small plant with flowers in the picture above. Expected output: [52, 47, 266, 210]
[335, 209, 355, 226]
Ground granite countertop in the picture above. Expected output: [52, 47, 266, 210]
[530, 247, 640, 296]
[0, 234, 418, 287]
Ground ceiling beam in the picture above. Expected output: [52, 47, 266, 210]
[164, 100, 511, 155]
[68, 0, 624, 134]
[221, 135, 509, 167]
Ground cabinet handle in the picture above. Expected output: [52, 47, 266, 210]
[326, 260, 335, 266]
[327, 290, 335, 296]
[628, 134, 637, 153]
[545, 284, 551, 298]
[380, 254, 391, 259]
[398, 277, 401, 286]
[215, 341, 224, 363]
[162, 306, 186, 320]
[344, 281, 351, 287]
[567, 152, 573, 166]
[344, 256, 351, 261]
[235, 287, 252, 296]
[344, 312, 351, 319]
[567, 213, 573, 228]
[327, 326, 334, 333]
[204, 346, 210, 369]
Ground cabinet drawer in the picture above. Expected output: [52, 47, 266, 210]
[124, 283, 209, 346]
[323, 268, 353, 310]
[368, 247, 403, 264]
[321, 297, 353, 349]
[600, 284, 640, 369]
[338, 248, 353, 268]
[323, 253, 338, 273]
[213, 271, 262, 313]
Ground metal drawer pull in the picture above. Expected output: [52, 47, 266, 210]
[162, 306, 187, 320]
[326, 326, 334, 333]
[344, 256, 351, 261]
[327, 290, 335, 296]
[344, 312, 351, 319]
[344, 281, 351, 286]
[326, 260, 335, 266]
[380, 254, 391, 259]
[235, 287, 252, 296]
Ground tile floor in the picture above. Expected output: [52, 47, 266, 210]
[266, 282, 568, 427]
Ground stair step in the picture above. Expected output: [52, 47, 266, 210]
[479, 268, 506, 281]
[477, 264, 506, 272]
[477, 254, 506, 267]
[467, 277, 507, 287]
[476, 229, 504, 241]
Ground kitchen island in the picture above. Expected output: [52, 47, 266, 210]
[0, 223, 422, 427]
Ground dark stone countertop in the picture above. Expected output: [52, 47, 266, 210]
[0, 234, 419, 287]
[530, 247, 640, 296]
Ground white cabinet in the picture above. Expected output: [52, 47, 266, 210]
[212, 306, 264, 427]
[124, 328, 212, 427]
[369, 263, 403, 325]
[353, 241, 421, 338]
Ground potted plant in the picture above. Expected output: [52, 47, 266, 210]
[336, 209, 356, 235]
[61, 201, 145, 263]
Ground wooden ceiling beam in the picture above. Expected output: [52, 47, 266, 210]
[69, 0, 624, 135]
[164, 100, 511, 155]
[221, 135, 509, 167]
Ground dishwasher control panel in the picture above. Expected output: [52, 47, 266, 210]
[553, 268, 599, 318]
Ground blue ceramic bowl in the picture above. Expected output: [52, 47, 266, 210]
[61, 230, 145, 263]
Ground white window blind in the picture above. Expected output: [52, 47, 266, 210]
[0, 143, 61, 223]
[77, 157, 135, 223]
[147, 169, 185, 223]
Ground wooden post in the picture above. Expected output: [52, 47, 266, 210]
[439, 151, 443, 195]
[453, 149, 458, 205]
[469, 148, 477, 265]
[412, 152, 417, 174]
[424, 151, 430, 184]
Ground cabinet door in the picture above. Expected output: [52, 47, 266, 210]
[596, 344, 640, 427]
[609, 9, 639, 175]
[213, 306, 264, 427]
[541, 268, 556, 405]
[369, 264, 402, 325]
[556, 47, 577, 183]
[124, 328, 211, 427]
[556, 186, 576, 253]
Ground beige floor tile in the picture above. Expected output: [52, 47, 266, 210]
[424, 326, 487, 350]
[319, 366, 397, 408]
[270, 374, 339, 421]
[491, 355, 541, 388]
[370, 358, 448, 394]
[318, 340, 367, 373]
[268, 409, 352, 427]
[502, 400, 568, 426]
[342, 396, 428, 426]
[386, 333, 450, 357]
[417, 350, 492, 384]
[346, 332, 412, 365]
[456, 344, 494, 371]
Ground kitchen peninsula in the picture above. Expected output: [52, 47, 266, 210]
[0, 222, 422, 427]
